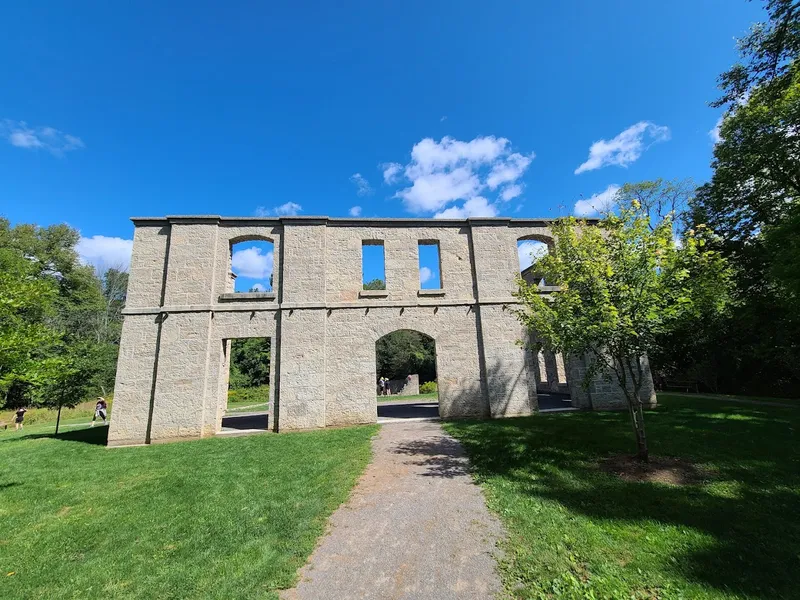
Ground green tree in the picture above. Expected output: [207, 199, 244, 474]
[0, 219, 128, 408]
[376, 330, 436, 383]
[689, 0, 800, 394]
[0, 229, 64, 406]
[229, 338, 271, 389]
[363, 278, 386, 290]
[515, 184, 731, 461]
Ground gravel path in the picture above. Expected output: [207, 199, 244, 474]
[282, 421, 505, 600]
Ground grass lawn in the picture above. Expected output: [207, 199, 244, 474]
[445, 393, 800, 600]
[1, 424, 378, 599]
[0, 400, 113, 430]
[376, 392, 438, 403]
[225, 399, 269, 413]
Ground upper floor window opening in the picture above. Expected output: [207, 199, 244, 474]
[418, 241, 442, 289]
[362, 240, 386, 290]
[230, 239, 274, 293]
[517, 239, 548, 287]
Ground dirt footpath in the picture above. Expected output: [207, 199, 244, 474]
[282, 421, 505, 600]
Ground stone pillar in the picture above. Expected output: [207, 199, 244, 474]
[278, 220, 328, 430]
[150, 218, 221, 441]
[108, 221, 170, 446]
[468, 220, 537, 417]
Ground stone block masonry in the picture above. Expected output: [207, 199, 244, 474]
[108, 215, 656, 446]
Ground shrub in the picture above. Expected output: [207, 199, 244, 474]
[419, 381, 438, 394]
[227, 385, 270, 405]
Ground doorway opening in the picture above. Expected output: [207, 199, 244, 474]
[375, 330, 439, 421]
[220, 337, 272, 433]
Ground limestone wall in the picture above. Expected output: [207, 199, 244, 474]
[109, 215, 651, 446]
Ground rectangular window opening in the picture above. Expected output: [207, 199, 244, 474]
[362, 241, 386, 290]
[418, 241, 442, 289]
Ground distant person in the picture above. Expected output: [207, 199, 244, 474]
[378, 377, 385, 396]
[91, 398, 108, 427]
[14, 407, 27, 431]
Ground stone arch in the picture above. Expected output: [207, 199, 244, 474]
[368, 315, 439, 345]
[374, 328, 438, 408]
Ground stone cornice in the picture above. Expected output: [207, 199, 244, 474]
[130, 215, 600, 227]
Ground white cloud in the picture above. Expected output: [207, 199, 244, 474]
[419, 266, 433, 285]
[350, 173, 373, 196]
[381, 162, 403, 184]
[349, 205, 362, 217]
[255, 202, 303, 217]
[487, 153, 533, 190]
[400, 167, 482, 213]
[709, 115, 724, 144]
[517, 240, 548, 271]
[232, 246, 274, 279]
[386, 135, 534, 216]
[434, 196, 498, 219]
[76, 236, 133, 272]
[574, 184, 621, 217]
[1, 119, 84, 156]
[250, 283, 267, 292]
[440, 116, 447, 122]
[500, 184, 523, 201]
[574, 121, 670, 174]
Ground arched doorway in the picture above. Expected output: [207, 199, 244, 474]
[375, 329, 439, 421]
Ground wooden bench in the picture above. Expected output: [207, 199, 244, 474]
[664, 379, 699, 393]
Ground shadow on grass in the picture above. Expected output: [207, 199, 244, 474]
[0, 425, 109, 446]
[447, 398, 800, 599]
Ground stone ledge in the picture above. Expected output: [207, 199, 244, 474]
[417, 289, 445, 297]
[218, 292, 276, 302]
[358, 289, 389, 299]
[121, 297, 530, 316]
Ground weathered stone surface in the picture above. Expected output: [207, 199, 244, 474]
[108, 216, 655, 446]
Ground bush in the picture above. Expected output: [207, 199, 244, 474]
[419, 381, 438, 394]
[227, 385, 270, 406]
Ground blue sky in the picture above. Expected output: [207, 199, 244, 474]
[0, 0, 764, 283]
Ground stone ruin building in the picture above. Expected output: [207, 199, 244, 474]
[108, 215, 656, 446]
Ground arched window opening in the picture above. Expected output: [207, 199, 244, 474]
[230, 239, 274, 293]
[375, 329, 439, 420]
[517, 239, 549, 287]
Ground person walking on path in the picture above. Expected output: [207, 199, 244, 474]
[14, 407, 27, 431]
[91, 398, 108, 427]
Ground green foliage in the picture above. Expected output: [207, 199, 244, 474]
[688, 3, 800, 395]
[227, 384, 270, 407]
[713, 0, 800, 109]
[515, 184, 731, 459]
[0, 219, 127, 409]
[1, 424, 378, 599]
[363, 278, 386, 290]
[229, 337, 271, 389]
[419, 380, 438, 394]
[376, 330, 436, 382]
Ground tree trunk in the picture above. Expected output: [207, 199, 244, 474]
[619, 355, 649, 462]
[55, 401, 63, 436]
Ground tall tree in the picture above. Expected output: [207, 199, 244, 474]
[689, 0, 800, 395]
[516, 185, 731, 461]
[0, 219, 128, 408]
